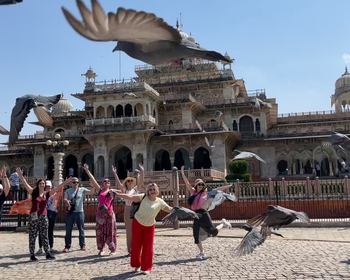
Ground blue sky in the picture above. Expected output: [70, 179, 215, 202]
[0, 0, 350, 145]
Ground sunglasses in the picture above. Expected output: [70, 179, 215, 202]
[72, 182, 79, 184]
[148, 188, 156, 192]
[197, 183, 205, 187]
[127, 180, 133, 183]
[103, 180, 110, 183]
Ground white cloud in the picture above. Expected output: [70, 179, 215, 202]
[343, 53, 350, 64]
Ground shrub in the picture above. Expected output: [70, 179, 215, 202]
[225, 174, 252, 182]
[229, 160, 249, 174]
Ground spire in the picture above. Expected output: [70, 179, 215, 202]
[176, 19, 179, 29]
[343, 66, 349, 76]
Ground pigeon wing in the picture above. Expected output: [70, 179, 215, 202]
[33, 107, 53, 127]
[62, 0, 182, 45]
[0, 125, 10, 135]
[161, 206, 198, 225]
[31, 94, 61, 107]
[9, 98, 33, 145]
[235, 226, 267, 257]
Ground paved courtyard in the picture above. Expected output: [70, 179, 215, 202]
[2, 228, 350, 279]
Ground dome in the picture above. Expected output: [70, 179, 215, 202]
[179, 30, 190, 41]
[335, 67, 350, 90]
[52, 94, 73, 116]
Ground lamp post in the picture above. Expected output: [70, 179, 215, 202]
[46, 134, 70, 187]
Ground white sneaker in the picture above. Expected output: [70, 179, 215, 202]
[36, 248, 43, 255]
[142, 271, 150, 275]
[133, 267, 140, 273]
[221, 218, 232, 229]
[196, 253, 207, 260]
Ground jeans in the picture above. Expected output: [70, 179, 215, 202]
[11, 186, 19, 203]
[39, 211, 57, 249]
[65, 212, 85, 249]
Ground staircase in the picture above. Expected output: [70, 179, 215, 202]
[1, 202, 19, 231]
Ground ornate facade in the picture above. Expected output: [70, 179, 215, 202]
[1, 32, 349, 180]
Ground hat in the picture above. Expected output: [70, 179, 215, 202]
[45, 180, 52, 187]
[194, 179, 205, 188]
[122, 177, 137, 188]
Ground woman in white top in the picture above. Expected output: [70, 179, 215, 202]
[112, 163, 144, 254]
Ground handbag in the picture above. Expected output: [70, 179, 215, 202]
[66, 187, 79, 213]
[130, 194, 146, 219]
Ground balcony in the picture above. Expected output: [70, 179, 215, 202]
[277, 110, 350, 124]
[85, 115, 156, 126]
[162, 92, 197, 104]
[157, 121, 229, 134]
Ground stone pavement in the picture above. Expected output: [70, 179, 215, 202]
[2, 227, 350, 279]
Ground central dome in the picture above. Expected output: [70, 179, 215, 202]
[52, 94, 73, 116]
[335, 67, 350, 93]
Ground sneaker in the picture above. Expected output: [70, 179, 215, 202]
[133, 267, 140, 273]
[36, 248, 43, 255]
[46, 253, 56, 260]
[62, 248, 70, 253]
[196, 253, 207, 260]
[221, 218, 232, 229]
[81, 246, 87, 251]
[30, 255, 38, 261]
[98, 250, 104, 256]
[142, 271, 150, 275]
[50, 248, 58, 253]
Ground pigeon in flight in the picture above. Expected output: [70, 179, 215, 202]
[205, 136, 215, 148]
[61, 0, 232, 66]
[202, 189, 237, 211]
[122, 92, 137, 98]
[161, 206, 199, 225]
[232, 150, 266, 164]
[0, 125, 10, 135]
[235, 224, 284, 257]
[322, 131, 350, 151]
[250, 97, 272, 109]
[7, 94, 61, 146]
[213, 110, 223, 118]
[247, 205, 310, 236]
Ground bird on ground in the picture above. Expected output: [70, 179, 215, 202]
[61, 0, 232, 66]
[202, 189, 237, 211]
[4, 94, 61, 146]
[250, 97, 272, 109]
[247, 205, 310, 236]
[232, 150, 266, 164]
[214, 110, 223, 118]
[235, 224, 284, 257]
[161, 206, 199, 225]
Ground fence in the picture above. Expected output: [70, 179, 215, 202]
[2, 176, 350, 230]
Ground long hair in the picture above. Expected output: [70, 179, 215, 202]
[31, 179, 44, 201]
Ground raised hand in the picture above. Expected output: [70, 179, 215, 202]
[138, 163, 144, 172]
[112, 165, 117, 174]
[83, 163, 89, 171]
[16, 167, 23, 177]
[1, 166, 6, 177]
[181, 165, 185, 172]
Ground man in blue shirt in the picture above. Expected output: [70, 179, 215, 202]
[9, 171, 20, 203]
[0, 166, 11, 225]
[62, 177, 91, 252]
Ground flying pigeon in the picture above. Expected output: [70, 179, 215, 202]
[213, 110, 223, 118]
[232, 150, 266, 164]
[61, 0, 232, 66]
[235, 224, 284, 257]
[247, 205, 310, 236]
[8, 94, 61, 145]
[202, 189, 237, 211]
[250, 97, 272, 109]
[122, 92, 137, 98]
[0, 125, 10, 135]
[161, 206, 199, 225]
[205, 136, 215, 148]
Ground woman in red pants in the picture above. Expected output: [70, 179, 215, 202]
[115, 183, 173, 275]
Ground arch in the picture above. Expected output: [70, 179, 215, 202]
[28, 166, 34, 177]
[277, 160, 288, 175]
[125, 104, 133, 117]
[153, 109, 156, 117]
[255, 118, 261, 132]
[135, 103, 144, 116]
[174, 148, 191, 169]
[232, 120, 238, 131]
[154, 149, 171, 171]
[194, 147, 211, 169]
[64, 154, 78, 178]
[146, 104, 150, 115]
[97, 156, 105, 178]
[82, 153, 94, 180]
[114, 146, 132, 179]
[304, 160, 312, 174]
[239, 115, 254, 135]
[54, 128, 65, 133]
[116, 105, 123, 117]
[96, 106, 105, 118]
[47, 156, 54, 180]
[321, 158, 330, 176]
[107, 105, 115, 118]
[136, 153, 144, 166]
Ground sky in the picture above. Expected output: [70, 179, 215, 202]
[0, 0, 350, 145]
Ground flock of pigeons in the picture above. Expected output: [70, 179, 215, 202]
[162, 201, 311, 257]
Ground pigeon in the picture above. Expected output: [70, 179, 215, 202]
[235, 224, 284, 257]
[8, 94, 61, 145]
[202, 189, 237, 211]
[122, 92, 137, 98]
[232, 150, 266, 164]
[247, 205, 310, 236]
[213, 110, 223, 118]
[250, 97, 272, 109]
[0, 0, 23, 6]
[0, 125, 10, 135]
[162, 206, 199, 225]
[205, 136, 215, 148]
[61, 0, 232, 66]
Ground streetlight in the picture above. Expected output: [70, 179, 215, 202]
[46, 133, 70, 187]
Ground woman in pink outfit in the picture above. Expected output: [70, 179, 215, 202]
[83, 163, 117, 256]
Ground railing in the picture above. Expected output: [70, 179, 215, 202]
[277, 110, 350, 123]
[134, 60, 221, 72]
[85, 115, 156, 126]
[162, 92, 197, 103]
[157, 121, 228, 133]
[18, 131, 84, 140]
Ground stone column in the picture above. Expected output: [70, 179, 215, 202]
[53, 152, 65, 187]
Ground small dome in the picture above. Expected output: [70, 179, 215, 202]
[335, 67, 350, 88]
[52, 94, 73, 116]
[187, 32, 196, 43]
[225, 52, 231, 59]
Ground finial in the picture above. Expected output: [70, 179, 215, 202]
[176, 19, 179, 29]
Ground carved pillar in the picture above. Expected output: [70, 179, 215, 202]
[53, 152, 65, 187]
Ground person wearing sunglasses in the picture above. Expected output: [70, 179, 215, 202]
[112, 163, 144, 255]
[0, 166, 10, 226]
[83, 163, 118, 256]
[181, 165, 232, 260]
[115, 182, 173, 275]
[62, 174, 92, 253]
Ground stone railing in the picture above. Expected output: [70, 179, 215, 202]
[277, 110, 350, 123]
[18, 131, 84, 140]
[162, 92, 197, 103]
[85, 115, 156, 126]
